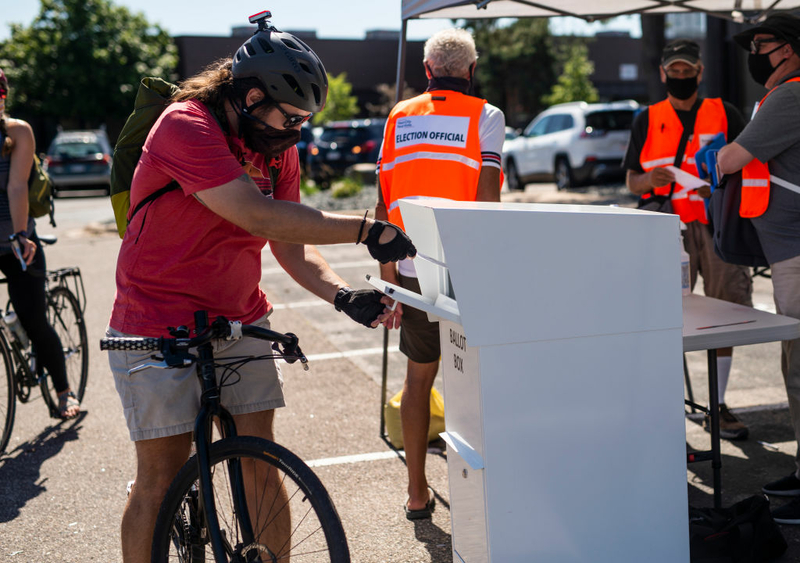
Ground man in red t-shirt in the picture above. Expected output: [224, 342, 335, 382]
[106, 13, 415, 563]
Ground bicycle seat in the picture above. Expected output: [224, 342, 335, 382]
[38, 234, 57, 245]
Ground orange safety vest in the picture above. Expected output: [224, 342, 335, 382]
[379, 91, 485, 231]
[740, 76, 800, 218]
[640, 98, 728, 224]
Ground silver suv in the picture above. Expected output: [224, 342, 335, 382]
[502, 100, 639, 191]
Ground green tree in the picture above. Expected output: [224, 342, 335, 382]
[313, 72, 358, 124]
[0, 0, 176, 134]
[542, 42, 599, 106]
[465, 18, 557, 128]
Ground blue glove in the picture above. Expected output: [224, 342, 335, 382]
[694, 132, 726, 180]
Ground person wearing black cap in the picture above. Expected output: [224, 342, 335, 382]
[623, 39, 752, 441]
[718, 13, 800, 524]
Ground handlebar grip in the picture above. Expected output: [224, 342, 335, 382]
[100, 337, 161, 351]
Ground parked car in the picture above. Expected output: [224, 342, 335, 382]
[296, 122, 315, 176]
[43, 129, 112, 194]
[502, 100, 639, 191]
[307, 118, 386, 188]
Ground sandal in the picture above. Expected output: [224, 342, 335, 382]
[404, 487, 435, 520]
[57, 391, 80, 419]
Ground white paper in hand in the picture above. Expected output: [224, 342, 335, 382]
[665, 165, 710, 190]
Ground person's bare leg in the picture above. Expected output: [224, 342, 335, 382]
[401, 358, 439, 511]
[234, 409, 290, 560]
[121, 433, 192, 563]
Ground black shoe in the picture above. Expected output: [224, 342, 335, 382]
[763, 473, 800, 497]
[772, 498, 800, 525]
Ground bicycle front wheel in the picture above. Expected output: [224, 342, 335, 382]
[0, 336, 15, 453]
[40, 286, 89, 410]
[152, 436, 350, 563]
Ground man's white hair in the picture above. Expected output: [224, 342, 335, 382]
[423, 28, 478, 78]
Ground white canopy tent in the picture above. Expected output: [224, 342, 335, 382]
[394, 0, 800, 100]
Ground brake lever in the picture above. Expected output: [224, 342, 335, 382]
[128, 352, 194, 375]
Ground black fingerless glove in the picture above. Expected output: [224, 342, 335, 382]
[334, 287, 386, 328]
[360, 221, 417, 264]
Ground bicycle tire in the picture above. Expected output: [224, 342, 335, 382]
[40, 286, 89, 412]
[0, 334, 15, 453]
[152, 436, 350, 563]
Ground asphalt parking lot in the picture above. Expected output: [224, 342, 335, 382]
[2, 183, 800, 561]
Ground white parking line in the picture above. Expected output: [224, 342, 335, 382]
[262, 259, 377, 276]
[305, 346, 399, 362]
[271, 300, 328, 310]
[307, 450, 404, 467]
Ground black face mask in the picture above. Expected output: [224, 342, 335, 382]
[238, 107, 301, 161]
[748, 43, 788, 86]
[665, 76, 699, 100]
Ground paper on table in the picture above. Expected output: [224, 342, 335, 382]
[665, 165, 710, 190]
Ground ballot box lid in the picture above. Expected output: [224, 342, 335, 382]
[399, 199, 683, 347]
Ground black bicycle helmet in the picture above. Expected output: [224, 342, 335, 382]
[232, 11, 328, 113]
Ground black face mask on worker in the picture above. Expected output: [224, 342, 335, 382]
[748, 44, 788, 86]
[665, 76, 699, 100]
[237, 101, 301, 160]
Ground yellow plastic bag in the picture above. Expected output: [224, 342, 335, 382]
[384, 387, 445, 449]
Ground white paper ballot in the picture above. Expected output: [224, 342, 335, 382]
[665, 165, 710, 190]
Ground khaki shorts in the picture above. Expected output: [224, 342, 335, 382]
[398, 274, 441, 364]
[107, 314, 285, 441]
[684, 221, 753, 306]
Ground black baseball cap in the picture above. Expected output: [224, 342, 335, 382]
[661, 39, 701, 68]
[734, 13, 800, 52]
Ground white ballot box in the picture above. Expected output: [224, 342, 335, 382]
[368, 200, 689, 563]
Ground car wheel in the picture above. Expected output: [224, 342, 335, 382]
[506, 159, 523, 192]
[554, 157, 574, 191]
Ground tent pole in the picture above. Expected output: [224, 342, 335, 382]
[395, 19, 408, 104]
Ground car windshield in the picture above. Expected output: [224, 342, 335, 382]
[52, 141, 104, 159]
[320, 127, 372, 144]
[585, 111, 634, 131]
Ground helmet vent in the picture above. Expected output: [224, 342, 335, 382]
[282, 74, 304, 97]
[257, 38, 274, 54]
[311, 84, 321, 106]
[245, 42, 256, 56]
[299, 62, 312, 74]
[281, 38, 301, 52]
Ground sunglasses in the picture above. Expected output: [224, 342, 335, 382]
[750, 38, 784, 54]
[271, 103, 313, 128]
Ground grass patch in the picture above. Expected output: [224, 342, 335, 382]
[331, 177, 363, 199]
[300, 177, 318, 196]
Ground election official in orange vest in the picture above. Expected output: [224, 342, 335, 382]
[374, 27, 505, 521]
[717, 13, 800, 525]
[623, 39, 753, 441]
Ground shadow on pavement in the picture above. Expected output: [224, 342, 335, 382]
[686, 406, 800, 559]
[0, 411, 87, 523]
[413, 518, 453, 563]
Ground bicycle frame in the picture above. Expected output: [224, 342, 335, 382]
[191, 310, 257, 562]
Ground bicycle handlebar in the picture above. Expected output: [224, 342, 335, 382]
[100, 317, 307, 369]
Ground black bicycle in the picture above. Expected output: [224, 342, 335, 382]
[0, 235, 89, 453]
[100, 310, 350, 563]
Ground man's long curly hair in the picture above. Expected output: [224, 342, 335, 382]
[170, 58, 263, 111]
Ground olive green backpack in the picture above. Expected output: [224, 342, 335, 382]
[28, 154, 55, 227]
[109, 77, 181, 238]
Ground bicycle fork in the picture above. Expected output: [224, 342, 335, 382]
[193, 313, 258, 562]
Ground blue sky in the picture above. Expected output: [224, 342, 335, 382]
[0, 0, 641, 42]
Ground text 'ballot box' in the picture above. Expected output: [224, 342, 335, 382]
[369, 200, 689, 563]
